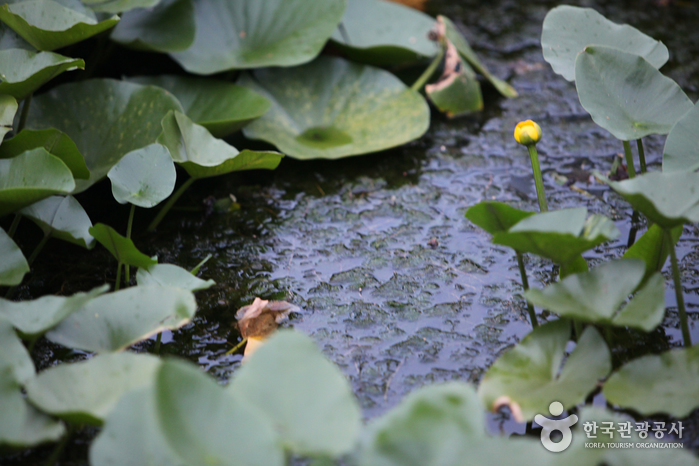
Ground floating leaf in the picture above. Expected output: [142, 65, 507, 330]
[228, 331, 361, 457]
[542, 5, 669, 82]
[623, 224, 682, 286]
[0, 226, 29, 286]
[130, 74, 270, 137]
[25, 78, 183, 193]
[110, 0, 194, 52]
[575, 46, 692, 140]
[425, 39, 482, 117]
[0, 0, 119, 51]
[0, 93, 17, 140]
[0, 49, 84, 100]
[21, 195, 94, 248]
[82, 0, 158, 14]
[107, 143, 176, 208]
[170, 0, 346, 74]
[478, 320, 611, 421]
[465, 201, 534, 235]
[0, 148, 75, 217]
[240, 55, 430, 160]
[603, 345, 699, 418]
[45, 285, 196, 352]
[89, 223, 157, 268]
[136, 263, 215, 292]
[663, 100, 699, 172]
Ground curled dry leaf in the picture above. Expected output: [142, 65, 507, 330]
[235, 297, 299, 358]
[492, 395, 524, 423]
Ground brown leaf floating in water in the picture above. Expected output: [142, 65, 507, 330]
[235, 297, 299, 358]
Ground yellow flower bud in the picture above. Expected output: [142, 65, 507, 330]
[514, 120, 542, 146]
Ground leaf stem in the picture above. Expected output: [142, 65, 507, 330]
[115, 262, 122, 292]
[16, 94, 31, 134]
[43, 425, 73, 466]
[154, 332, 162, 355]
[27, 232, 50, 266]
[527, 144, 548, 212]
[636, 139, 647, 174]
[8, 213, 21, 237]
[125, 204, 136, 283]
[622, 140, 636, 178]
[665, 228, 691, 347]
[225, 337, 248, 355]
[410, 46, 446, 92]
[516, 252, 538, 328]
[147, 177, 196, 232]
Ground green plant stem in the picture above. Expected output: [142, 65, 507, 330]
[27, 232, 50, 266]
[636, 139, 647, 174]
[573, 320, 583, 341]
[410, 46, 446, 92]
[16, 94, 32, 134]
[154, 332, 162, 355]
[8, 213, 21, 237]
[527, 144, 548, 212]
[225, 337, 248, 355]
[622, 140, 636, 178]
[516, 252, 538, 328]
[125, 204, 136, 283]
[665, 229, 691, 347]
[115, 262, 122, 292]
[43, 425, 73, 466]
[147, 177, 196, 232]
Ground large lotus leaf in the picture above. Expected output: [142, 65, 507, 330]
[130, 74, 270, 137]
[0, 21, 32, 50]
[604, 171, 699, 228]
[0, 315, 34, 385]
[575, 46, 693, 140]
[228, 330, 361, 457]
[20, 195, 94, 248]
[158, 110, 283, 179]
[525, 259, 666, 331]
[492, 207, 619, 265]
[425, 43, 483, 117]
[136, 263, 214, 292]
[0, 49, 84, 100]
[107, 144, 176, 208]
[663, 100, 699, 172]
[465, 201, 534, 235]
[542, 5, 669, 82]
[329, 0, 437, 66]
[0, 226, 29, 286]
[157, 359, 284, 466]
[623, 224, 682, 286]
[478, 320, 611, 422]
[45, 285, 196, 352]
[82, 0, 158, 14]
[89, 223, 157, 268]
[603, 345, 699, 418]
[26, 352, 161, 425]
[0, 148, 75, 217]
[0, 129, 89, 180]
[240, 56, 430, 160]
[170, 0, 346, 74]
[25, 79, 183, 193]
[0, 285, 108, 338]
[110, 0, 194, 53]
[0, 93, 16, 140]
[0, 0, 119, 51]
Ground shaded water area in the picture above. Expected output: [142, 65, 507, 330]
[5, 0, 699, 463]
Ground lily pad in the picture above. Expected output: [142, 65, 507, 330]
[329, 0, 437, 66]
[82, 0, 158, 14]
[89, 223, 157, 268]
[0, 48, 84, 100]
[477, 320, 611, 422]
[542, 5, 669, 82]
[0, 226, 29, 286]
[525, 259, 666, 331]
[0, 93, 17, 141]
[240, 55, 430, 159]
[663, 100, 699, 172]
[0, 21, 32, 50]
[0, 129, 90, 180]
[25, 78, 183, 193]
[107, 144, 176, 208]
[623, 224, 682, 286]
[0, 148, 75, 217]
[0, 0, 119, 51]
[45, 285, 196, 352]
[110, 0, 194, 52]
[0, 285, 108, 338]
[465, 201, 534, 235]
[603, 345, 699, 418]
[228, 330, 361, 457]
[158, 110, 283, 179]
[575, 45, 693, 140]
[130, 74, 271, 137]
[20, 195, 94, 248]
[0, 315, 34, 385]
[169, 0, 345, 74]
[136, 263, 215, 292]
[425, 41, 483, 117]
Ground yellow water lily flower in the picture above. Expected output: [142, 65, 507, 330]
[514, 120, 542, 145]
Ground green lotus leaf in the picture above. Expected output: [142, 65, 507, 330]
[110, 0, 194, 52]
[240, 55, 430, 160]
[525, 259, 666, 331]
[623, 223, 682, 287]
[575, 46, 692, 140]
[425, 45, 483, 117]
[25, 352, 161, 425]
[157, 359, 284, 466]
[82, 0, 159, 14]
[542, 5, 669, 82]
[0, 285, 108, 338]
[130, 74, 270, 137]
[663, 100, 699, 173]
[0, 226, 29, 286]
[478, 320, 611, 421]
[0, 315, 34, 384]
[25, 78, 183, 193]
[0, 48, 84, 100]
[465, 201, 534, 235]
[0, 148, 75, 217]
[136, 263, 214, 292]
[88, 223, 157, 268]
[45, 285, 196, 352]
[158, 110, 283, 179]
[329, 0, 437, 66]
[603, 345, 699, 418]
[0, 0, 119, 51]
[107, 143, 175, 208]
[228, 330, 361, 457]
[0, 93, 17, 140]
[20, 195, 94, 248]
[0, 21, 32, 50]
[169, 0, 346, 74]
